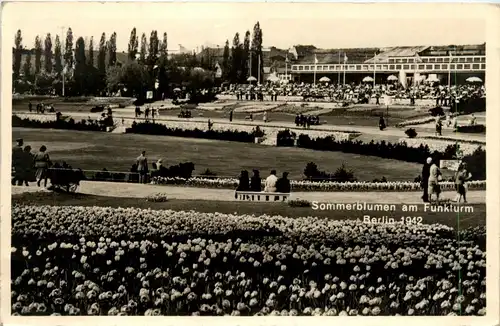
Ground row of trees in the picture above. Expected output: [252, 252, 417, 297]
[219, 22, 264, 84]
[12, 23, 264, 98]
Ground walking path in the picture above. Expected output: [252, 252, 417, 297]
[11, 181, 486, 204]
[15, 111, 486, 143]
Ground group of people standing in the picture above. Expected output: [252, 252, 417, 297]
[236, 169, 291, 193]
[421, 157, 471, 204]
[12, 138, 51, 187]
[295, 114, 320, 128]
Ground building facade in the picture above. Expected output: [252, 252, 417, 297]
[289, 44, 486, 85]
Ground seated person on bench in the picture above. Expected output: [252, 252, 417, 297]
[264, 170, 278, 192]
[236, 170, 250, 191]
[276, 172, 291, 193]
[250, 169, 261, 192]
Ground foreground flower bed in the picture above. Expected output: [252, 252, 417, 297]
[151, 176, 486, 192]
[11, 205, 486, 316]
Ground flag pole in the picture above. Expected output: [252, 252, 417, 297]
[314, 55, 317, 86]
[249, 50, 252, 78]
[373, 52, 376, 88]
[448, 52, 452, 89]
[258, 55, 261, 85]
[343, 53, 346, 85]
[338, 51, 340, 85]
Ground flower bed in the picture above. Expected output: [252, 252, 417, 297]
[13, 115, 105, 132]
[11, 205, 486, 316]
[420, 136, 486, 146]
[151, 176, 486, 192]
[396, 117, 436, 128]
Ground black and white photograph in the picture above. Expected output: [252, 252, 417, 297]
[2, 1, 499, 322]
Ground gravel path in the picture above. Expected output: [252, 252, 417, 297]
[12, 182, 486, 204]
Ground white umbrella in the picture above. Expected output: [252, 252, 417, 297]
[319, 76, 331, 83]
[427, 76, 440, 83]
[362, 76, 374, 83]
[247, 76, 257, 82]
[280, 79, 290, 84]
[466, 76, 482, 83]
[267, 75, 280, 82]
[387, 75, 398, 81]
[173, 88, 181, 92]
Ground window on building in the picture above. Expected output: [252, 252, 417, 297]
[388, 58, 395, 63]
[450, 64, 456, 69]
[376, 65, 381, 70]
[401, 59, 408, 63]
[382, 65, 388, 70]
[426, 64, 433, 70]
[396, 59, 402, 63]
[480, 57, 485, 62]
[474, 57, 481, 63]
[428, 58, 436, 63]
[396, 65, 402, 70]
[356, 65, 361, 70]
[464, 64, 470, 69]
[298, 66, 303, 71]
[418, 64, 425, 70]
[304, 66, 309, 71]
[389, 65, 395, 70]
[459, 58, 466, 63]
[472, 64, 480, 69]
[457, 64, 463, 69]
[422, 58, 429, 63]
[436, 58, 443, 63]
[481, 64, 486, 69]
[362, 65, 368, 70]
[403, 65, 409, 70]
[409, 64, 415, 70]
[466, 57, 473, 63]
[316, 66, 323, 71]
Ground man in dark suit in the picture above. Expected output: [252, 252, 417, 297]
[12, 138, 24, 185]
[421, 157, 432, 203]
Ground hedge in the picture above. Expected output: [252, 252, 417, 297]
[125, 121, 262, 143]
[12, 115, 105, 132]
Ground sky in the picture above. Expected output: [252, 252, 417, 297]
[3, 2, 488, 52]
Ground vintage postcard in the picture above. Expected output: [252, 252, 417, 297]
[1, 1, 499, 326]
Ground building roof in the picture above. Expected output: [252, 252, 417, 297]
[294, 47, 379, 64]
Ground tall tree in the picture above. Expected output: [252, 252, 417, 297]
[88, 36, 94, 67]
[44, 33, 53, 73]
[230, 32, 242, 84]
[54, 35, 63, 75]
[13, 29, 23, 79]
[97, 33, 107, 92]
[128, 27, 139, 61]
[157, 32, 169, 100]
[159, 32, 168, 56]
[34, 35, 43, 76]
[108, 32, 117, 66]
[23, 52, 32, 80]
[64, 28, 74, 70]
[139, 33, 148, 64]
[222, 40, 230, 81]
[251, 22, 263, 83]
[242, 30, 251, 82]
[148, 30, 159, 65]
[74, 37, 87, 94]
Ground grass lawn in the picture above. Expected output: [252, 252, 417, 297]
[12, 191, 485, 230]
[13, 128, 424, 181]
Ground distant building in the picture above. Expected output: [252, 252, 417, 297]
[289, 43, 486, 84]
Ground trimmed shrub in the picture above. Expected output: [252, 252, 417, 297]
[456, 124, 486, 134]
[405, 128, 418, 138]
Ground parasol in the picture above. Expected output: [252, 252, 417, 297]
[247, 76, 257, 82]
[466, 76, 482, 83]
[319, 76, 331, 83]
[387, 75, 398, 81]
[363, 76, 374, 83]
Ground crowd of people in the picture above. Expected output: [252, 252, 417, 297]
[12, 138, 51, 187]
[236, 169, 291, 194]
[27, 102, 56, 114]
[420, 157, 472, 204]
[222, 81, 485, 105]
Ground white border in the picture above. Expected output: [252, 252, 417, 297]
[1, 2, 499, 326]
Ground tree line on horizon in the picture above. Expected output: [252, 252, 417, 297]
[12, 24, 264, 99]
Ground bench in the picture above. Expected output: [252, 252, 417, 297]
[235, 191, 291, 202]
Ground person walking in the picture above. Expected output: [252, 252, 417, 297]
[12, 138, 24, 185]
[264, 170, 278, 192]
[421, 157, 432, 203]
[263, 111, 268, 123]
[136, 151, 148, 184]
[428, 158, 442, 205]
[229, 110, 233, 122]
[18, 145, 34, 186]
[34, 145, 51, 188]
[454, 162, 472, 203]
